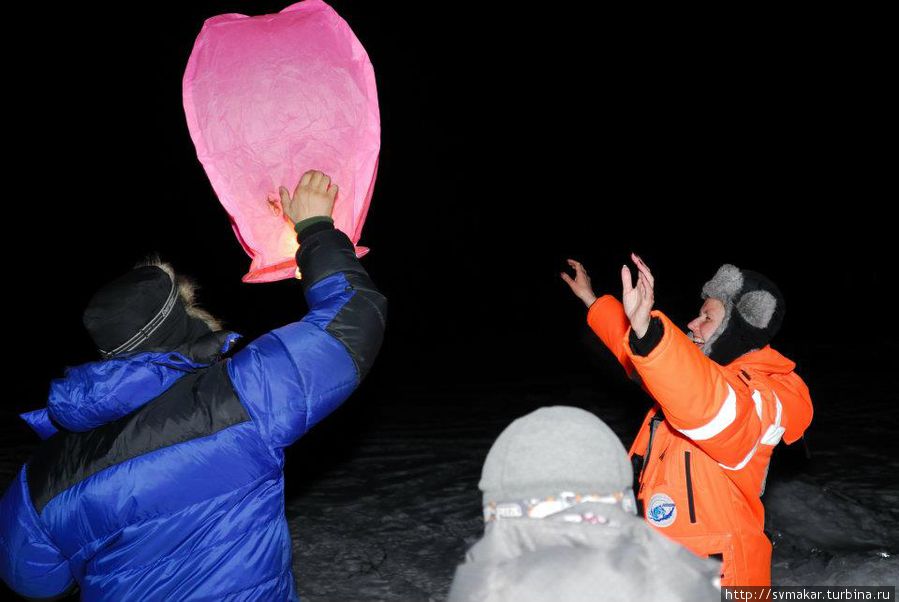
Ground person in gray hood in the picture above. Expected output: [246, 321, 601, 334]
[448, 406, 721, 602]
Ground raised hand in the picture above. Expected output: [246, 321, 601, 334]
[561, 259, 598, 308]
[279, 170, 338, 225]
[621, 252, 655, 338]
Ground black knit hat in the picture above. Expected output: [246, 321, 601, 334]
[83, 266, 210, 357]
[699, 264, 785, 365]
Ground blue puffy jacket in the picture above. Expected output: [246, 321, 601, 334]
[0, 224, 386, 600]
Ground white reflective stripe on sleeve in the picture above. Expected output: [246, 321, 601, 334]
[719, 438, 760, 471]
[676, 384, 737, 441]
[752, 390, 763, 418]
[760, 393, 785, 446]
[761, 426, 786, 446]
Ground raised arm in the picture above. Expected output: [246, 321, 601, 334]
[621, 255, 760, 468]
[226, 171, 387, 450]
[563, 258, 636, 378]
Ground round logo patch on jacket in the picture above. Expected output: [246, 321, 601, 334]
[647, 493, 677, 527]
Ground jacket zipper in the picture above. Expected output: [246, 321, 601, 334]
[639, 412, 665, 490]
[685, 450, 697, 523]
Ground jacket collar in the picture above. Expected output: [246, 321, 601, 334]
[730, 345, 795, 374]
[21, 332, 240, 438]
[731, 345, 813, 444]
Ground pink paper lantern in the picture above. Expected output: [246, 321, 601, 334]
[183, 0, 380, 282]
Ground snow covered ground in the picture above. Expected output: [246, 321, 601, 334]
[1, 343, 896, 600]
[284, 373, 899, 600]
[763, 343, 899, 588]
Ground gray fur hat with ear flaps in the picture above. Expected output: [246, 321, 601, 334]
[699, 264, 785, 365]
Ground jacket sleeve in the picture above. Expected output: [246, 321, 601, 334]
[0, 468, 76, 600]
[587, 294, 637, 379]
[625, 311, 761, 469]
[226, 223, 387, 450]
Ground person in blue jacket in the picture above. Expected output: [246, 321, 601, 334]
[0, 170, 387, 601]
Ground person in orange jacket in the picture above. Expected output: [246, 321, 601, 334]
[561, 254, 813, 586]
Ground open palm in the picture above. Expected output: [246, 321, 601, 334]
[622, 253, 655, 338]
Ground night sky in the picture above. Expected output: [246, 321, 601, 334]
[1, 3, 894, 597]
[7, 3, 891, 397]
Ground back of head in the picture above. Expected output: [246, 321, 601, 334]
[701, 264, 785, 365]
[83, 259, 221, 358]
[451, 407, 720, 602]
[479, 406, 634, 514]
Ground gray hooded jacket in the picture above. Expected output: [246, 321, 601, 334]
[448, 407, 720, 602]
[448, 502, 720, 602]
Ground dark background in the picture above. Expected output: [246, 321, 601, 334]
[1, 2, 894, 597]
[5, 3, 891, 400]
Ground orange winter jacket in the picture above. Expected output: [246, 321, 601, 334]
[587, 295, 813, 586]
